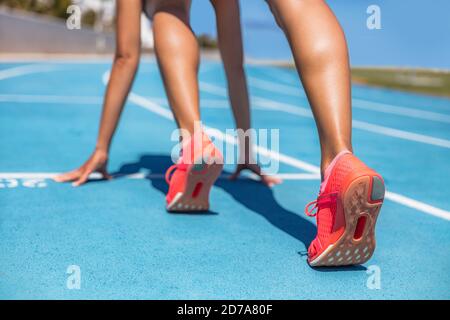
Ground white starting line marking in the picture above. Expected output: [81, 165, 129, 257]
[0, 172, 319, 182]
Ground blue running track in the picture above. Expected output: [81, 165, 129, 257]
[0, 60, 449, 299]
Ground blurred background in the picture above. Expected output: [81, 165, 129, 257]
[0, 0, 449, 97]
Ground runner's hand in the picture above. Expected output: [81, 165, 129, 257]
[229, 163, 282, 187]
[53, 149, 111, 187]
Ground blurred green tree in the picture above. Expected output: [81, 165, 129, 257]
[197, 34, 218, 49]
[81, 9, 96, 28]
[0, 0, 74, 20]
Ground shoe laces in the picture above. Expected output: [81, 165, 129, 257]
[305, 192, 338, 217]
[165, 138, 217, 185]
[165, 163, 187, 185]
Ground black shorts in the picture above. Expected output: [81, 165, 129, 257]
[142, 0, 156, 20]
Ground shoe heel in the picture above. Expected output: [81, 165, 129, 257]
[192, 162, 207, 172]
[193, 157, 223, 202]
[167, 157, 223, 213]
[314, 174, 384, 267]
[370, 175, 385, 202]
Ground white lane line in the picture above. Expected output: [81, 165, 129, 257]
[200, 81, 450, 149]
[0, 94, 235, 111]
[250, 96, 314, 117]
[352, 120, 450, 148]
[150, 96, 230, 109]
[352, 98, 450, 124]
[248, 76, 306, 97]
[276, 173, 321, 180]
[125, 82, 450, 221]
[129, 92, 174, 119]
[200, 82, 228, 97]
[3, 92, 448, 150]
[0, 94, 103, 104]
[248, 75, 450, 124]
[384, 192, 450, 221]
[252, 67, 300, 85]
[0, 172, 317, 181]
[0, 64, 59, 81]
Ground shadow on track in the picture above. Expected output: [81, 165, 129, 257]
[112, 154, 315, 248]
[112, 154, 367, 271]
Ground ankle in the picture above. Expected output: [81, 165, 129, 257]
[320, 147, 352, 178]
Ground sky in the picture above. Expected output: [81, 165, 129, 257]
[190, 0, 450, 69]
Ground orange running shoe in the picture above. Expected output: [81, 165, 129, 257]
[305, 151, 385, 267]
[165, 131, 223, 212]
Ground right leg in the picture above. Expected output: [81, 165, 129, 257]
[151, 0, 200, 139]
[148, 0, 223, 211]
[266, 0, 353, 175]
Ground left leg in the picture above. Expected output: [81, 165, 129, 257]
[266, 0, 385, 267]
[267, 0, 352, 175]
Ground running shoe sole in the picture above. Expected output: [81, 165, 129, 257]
[309, 173, 385, 267]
